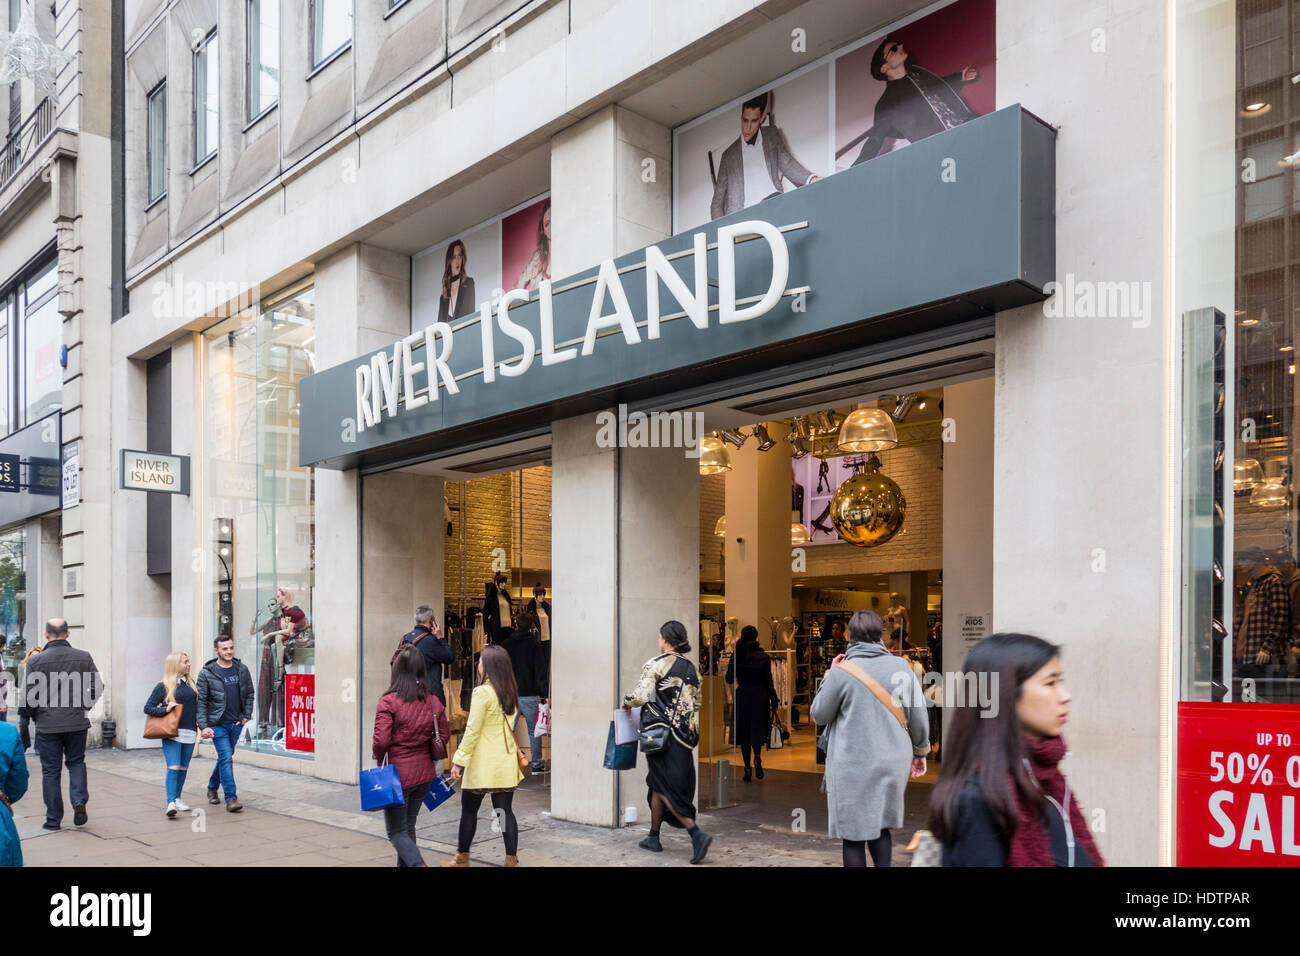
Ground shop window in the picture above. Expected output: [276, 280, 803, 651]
[192, 30, 218, 165]
[0, 526, 27, 682]
[204, 283, 316, 758]
[146, 80, 167, 203]
[309, 0, 351, 71]
[246, 0, 279, 122]
[21, 261, 59, 428]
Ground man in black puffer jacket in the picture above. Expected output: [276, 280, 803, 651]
[195, 635, 254, 812]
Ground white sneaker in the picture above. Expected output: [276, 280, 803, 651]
[166, 802, 178, 818]
[173, 799, 191, 812]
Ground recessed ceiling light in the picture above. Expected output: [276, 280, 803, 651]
[1245, 101, 1269, 112]
[1281, 345, 1294, 352]
[1241, 317, 1259, 326]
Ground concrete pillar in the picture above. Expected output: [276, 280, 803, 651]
[941, 378, 994, 749]
[311, 243, 412, 783]
[550, 412, 698, 827]
[995, 0, 1169, 865]
[724, 422, 793, 647]
[360, 471, 444, 762]
[548, 104, 680, 825]
[549, 104, 672, 277]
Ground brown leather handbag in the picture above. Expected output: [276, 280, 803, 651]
[143, 706, 181, 740]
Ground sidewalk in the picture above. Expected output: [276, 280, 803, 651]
[15, 749, 929, 866]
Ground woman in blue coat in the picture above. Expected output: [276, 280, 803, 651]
[0, 720, 29, 866]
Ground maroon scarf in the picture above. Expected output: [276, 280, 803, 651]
[1007, 736, 1105, 867]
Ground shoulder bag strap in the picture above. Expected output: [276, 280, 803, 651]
[838, 660, 908, 731]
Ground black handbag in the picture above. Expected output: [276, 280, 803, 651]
[637, 681, 671, 754]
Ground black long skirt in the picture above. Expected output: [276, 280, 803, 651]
[645, 738, 697, 828]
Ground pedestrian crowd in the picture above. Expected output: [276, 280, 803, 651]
[0, 605, 1101, 868]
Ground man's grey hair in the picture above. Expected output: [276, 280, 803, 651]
[415, 605, 435, 627]
[847, 609, 883, 644]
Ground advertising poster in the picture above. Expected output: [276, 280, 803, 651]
[834, 0, 995, 171]
[411, 218, 501, 334]
[285, 673, 315, 754]
[410, 193, 549, 335]
[672, 0, 995, 231]
[675, 64, 831, 231]
[501, 196, 552, 294]
[795, 453, 857, 545]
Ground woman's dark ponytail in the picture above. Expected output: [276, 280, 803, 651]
[660, 620, 691, 653]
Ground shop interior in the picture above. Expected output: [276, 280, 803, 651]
[695, 390, 949, 810]
[365, 342, 993, 827]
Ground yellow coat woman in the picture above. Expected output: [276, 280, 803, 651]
[445, 645, 527, 867]
[451, 684, 525, 790]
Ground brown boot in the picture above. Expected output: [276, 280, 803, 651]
[440, 851, 470, 867]
[504, 855, 519, 867]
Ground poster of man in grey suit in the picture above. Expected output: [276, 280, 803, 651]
[709, 91, 822, 220]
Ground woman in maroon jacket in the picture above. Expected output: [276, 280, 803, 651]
[373, 646, 450, 867]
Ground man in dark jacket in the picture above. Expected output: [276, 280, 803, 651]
[500, 611, 548, 773]
[196, 635, 254, 812]
[24, 619, 101, 830]
[399, 605, 453, 705]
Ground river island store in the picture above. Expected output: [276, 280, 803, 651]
[113, 0, 1191, 865]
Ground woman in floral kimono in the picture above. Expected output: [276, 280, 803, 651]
[622, 620, 712, 863]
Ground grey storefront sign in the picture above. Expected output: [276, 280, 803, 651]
[120, 449, 191, 495]
[300, 105, 1056, 470]
[0, 412, 62, 525]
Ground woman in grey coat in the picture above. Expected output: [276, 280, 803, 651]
[810, 609, 929, 867]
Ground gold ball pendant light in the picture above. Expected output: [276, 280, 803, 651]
[829, 455, 906, 547]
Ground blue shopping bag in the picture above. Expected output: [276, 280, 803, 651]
[603, 721, 637, 771]
[359, 761, 404, 811]
[423, 775, 456, 812]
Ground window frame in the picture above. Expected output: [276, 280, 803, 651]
[145, 79, 167, 206]
[245, 0, 279, 127]
[191, 28, 219, 169]
[308, 0, 352, 76]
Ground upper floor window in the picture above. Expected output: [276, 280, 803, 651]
[309, 0, 352, 70]
[146, 80, 167, 203]
[193, 29, 218, 164]
[0, 254, 61, 438]
[246, 0, 279, 122]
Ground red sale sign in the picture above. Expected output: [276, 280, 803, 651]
[284, 674, 315, 754]
[1177, 702, 1300, 865]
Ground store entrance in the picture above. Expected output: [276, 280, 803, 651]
[358, 434, 554, 817]
[693, 354, 993, 823]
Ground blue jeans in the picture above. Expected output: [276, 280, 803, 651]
[518, 696, 544, 771]
[206, 723, 241, 799]
[35, 731, 88, 827]
[161, 738, 195, 805]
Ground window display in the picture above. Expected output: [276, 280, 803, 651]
[204, 282, 315, 757]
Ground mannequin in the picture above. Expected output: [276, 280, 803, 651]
[253, 587, 308, 737]
[527, 583, 552, 642]
[884, 593, 910, 651]
[483, 572, 514, 642]
[775, 615, 797, 650]
[724, 616, 741, 652]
